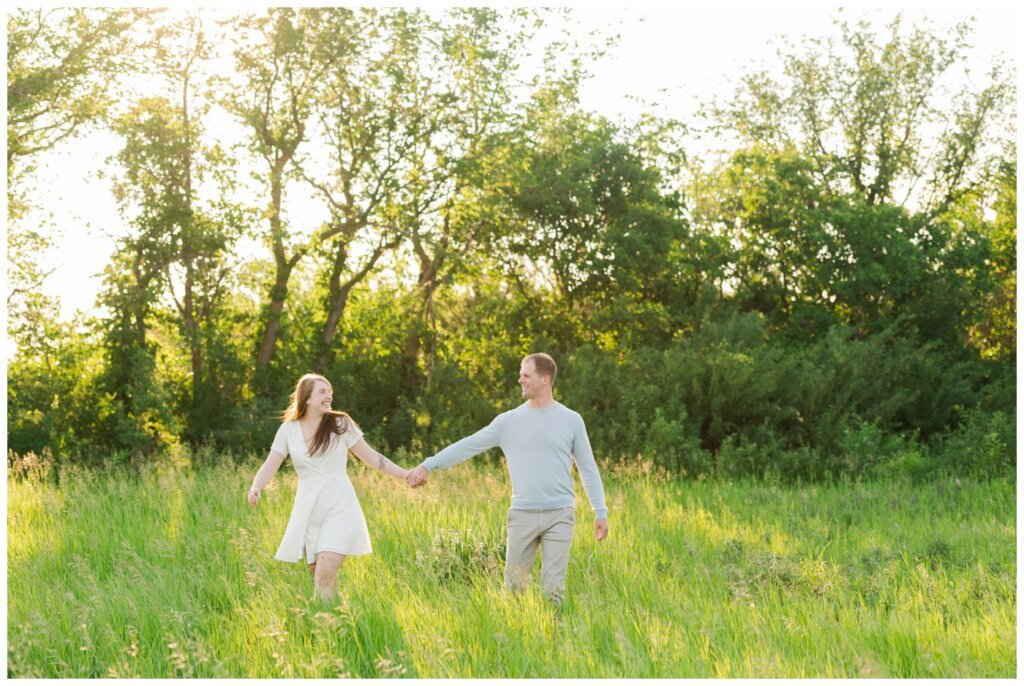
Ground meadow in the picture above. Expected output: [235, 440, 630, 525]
[7, 453, 1016, 678]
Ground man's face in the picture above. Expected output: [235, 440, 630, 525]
[519, 359, 544, 399]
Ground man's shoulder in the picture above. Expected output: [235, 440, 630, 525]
[553, 401, 583, 419]
[490, 407, 517, 425]
[504, 402, 533, 416]
[499, 403, 541, 424]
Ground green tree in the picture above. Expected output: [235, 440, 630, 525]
[6, 8, 144, 360]
[698, 15, 1012, 340]
[101, 13, 245, 448]
[966, 152, 1016, 361]
[391, 8, 544, 400]
[6, 318, 117, 459]
[7, 8, 143, 207]
[221, 8, 336, 386]
[713, 15, 1013, 213]
[496, 94, 689, 350]
[297, 8, 427, 371]
[95, 235, 178, 454]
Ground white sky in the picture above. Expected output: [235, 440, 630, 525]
[8, 3, 1019, 321]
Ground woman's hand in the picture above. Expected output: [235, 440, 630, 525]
[248, 451, 284, 508]
[406, 465, 429, 488]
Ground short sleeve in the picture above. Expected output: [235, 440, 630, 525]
[271, 422, 290, 456]
[341, 417, 364, 450]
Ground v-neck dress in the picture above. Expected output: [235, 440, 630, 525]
[269, 419, 373, 563]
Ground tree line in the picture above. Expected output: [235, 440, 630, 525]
[7, 8, 1016, 480]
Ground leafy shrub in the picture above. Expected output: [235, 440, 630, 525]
[643, 407, 709, 476]
[8, 274, 1011, 482]
[932, 408, 1015, 479]
[721, 540, 843, 599]
[834, 419, 921, 479]
[414, 528, 505, 584]
[873, 448, 931, 482]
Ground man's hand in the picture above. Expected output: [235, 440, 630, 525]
[595, 517, 609, 541]
[406, 465, 429, 488]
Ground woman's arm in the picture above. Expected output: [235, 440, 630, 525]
[349, 439, 408, 480]
[248, 450, 286, 506]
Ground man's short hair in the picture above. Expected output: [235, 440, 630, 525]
[524, 352, 557, 383]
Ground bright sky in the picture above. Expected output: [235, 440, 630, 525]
[11, 3, 1018, 321]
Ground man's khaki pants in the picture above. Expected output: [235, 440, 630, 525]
[504, 506, 575, 602]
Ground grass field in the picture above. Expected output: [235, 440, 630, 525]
[6, 454, 1016, 677]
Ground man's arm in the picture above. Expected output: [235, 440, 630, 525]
[406, 415, 504, 488]
[571, 414, 609, 540]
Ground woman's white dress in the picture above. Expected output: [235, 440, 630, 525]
[270, 419, 373, 563]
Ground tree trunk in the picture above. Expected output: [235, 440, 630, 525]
[255, 161, 299, 372]
[257, 262, 294, 366]
[316, 238, 353, 371]
[401, 242, 443, 395]
[316, 229, 398, 370]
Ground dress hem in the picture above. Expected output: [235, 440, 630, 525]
[274, 549, 373, 563]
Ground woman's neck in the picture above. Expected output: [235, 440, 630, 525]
[300, 411, 324, 427]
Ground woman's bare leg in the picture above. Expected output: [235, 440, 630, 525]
[313, 551, 346, 603]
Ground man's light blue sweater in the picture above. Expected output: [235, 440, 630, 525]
[421, 401, 608, 519]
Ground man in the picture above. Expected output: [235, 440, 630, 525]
[406, 352, 608, 603]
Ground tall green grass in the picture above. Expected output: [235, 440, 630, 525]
[7, 455, 1016, 677]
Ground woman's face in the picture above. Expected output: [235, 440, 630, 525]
[305, 380, 333, 416]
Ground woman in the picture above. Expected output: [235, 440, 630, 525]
[247, 372, 408, 602]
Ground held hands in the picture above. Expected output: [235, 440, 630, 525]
[406, 465, 429, 489]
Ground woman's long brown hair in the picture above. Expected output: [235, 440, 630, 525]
[281, 373, 353, 457]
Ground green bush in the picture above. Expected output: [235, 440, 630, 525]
[932, 408, 1015, 479]
[7, 277, 1011, 482]
[414, 528, 505, 584]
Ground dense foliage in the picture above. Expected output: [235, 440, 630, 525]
[7, 9, 1016, 480]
